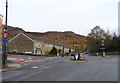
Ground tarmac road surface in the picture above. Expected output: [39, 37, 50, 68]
[2, 55, 118, 81]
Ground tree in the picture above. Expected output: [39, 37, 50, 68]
[113, 32, 117, 39]
[87, 26, 112, 53]
[88, 26, 112, 40]
[50, 47, 57, 55]
[86, 37, 101, 53]
[58, 49, 62, 54]
[0, 14, 3, 40]
[105, 36, 120, 52]
[0, 14, 3, 26]
[69, 49, 71, 53]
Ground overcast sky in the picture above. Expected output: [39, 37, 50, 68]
[0, 0, 119, 36]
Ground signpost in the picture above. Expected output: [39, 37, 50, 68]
[75, 53, 79, 60]
[100, 40, 105, 57]
[74, 46, 80, 60]
[2, 0, 8, 66]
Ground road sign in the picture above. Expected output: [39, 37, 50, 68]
[2, 39, 8, 44]
[3, 28, 7, 32]
[3, 32, 8, 38]
[75, 53, 79, 60]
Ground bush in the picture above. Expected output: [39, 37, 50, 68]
[58, 49, 62, 54]
[50, 47, 57, 55]
[45, 51, 50, 55]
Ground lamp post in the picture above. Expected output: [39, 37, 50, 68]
[2, 0, 8, 66]
[100, 40, 105, 57]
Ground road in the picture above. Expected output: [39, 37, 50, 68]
[2, 55, 118, 81]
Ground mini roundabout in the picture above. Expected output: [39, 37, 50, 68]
[66, 53, 88, 63]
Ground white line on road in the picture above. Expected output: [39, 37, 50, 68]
[32, 67, 38, 69]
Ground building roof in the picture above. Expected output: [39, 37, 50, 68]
[9, 33, 73, 49]
[8, 33, 35, 42]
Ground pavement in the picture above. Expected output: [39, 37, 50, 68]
[7, 55, 45, 65]
[0, 55, 57, 72]
[0, 61, 22, 72]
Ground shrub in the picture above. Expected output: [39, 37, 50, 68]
[50, 47, 57, 55]
[58, 49, 62, 54]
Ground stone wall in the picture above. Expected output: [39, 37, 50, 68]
[7, 34, 34, 54]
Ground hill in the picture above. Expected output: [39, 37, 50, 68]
[7, 26, 87, 49]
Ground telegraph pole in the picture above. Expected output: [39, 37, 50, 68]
[2, 0, 8, 66]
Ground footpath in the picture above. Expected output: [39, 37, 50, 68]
[0, 55, 58, 72]
[0, 61, 21, 72]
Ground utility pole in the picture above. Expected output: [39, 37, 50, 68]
[2, 0, 8, 66]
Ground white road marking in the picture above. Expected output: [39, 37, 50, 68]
[32, 67, 38, 69]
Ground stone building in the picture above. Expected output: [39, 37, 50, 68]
[8, 33, 72, 55]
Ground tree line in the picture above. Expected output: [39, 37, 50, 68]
[86, 26, 120, 53]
